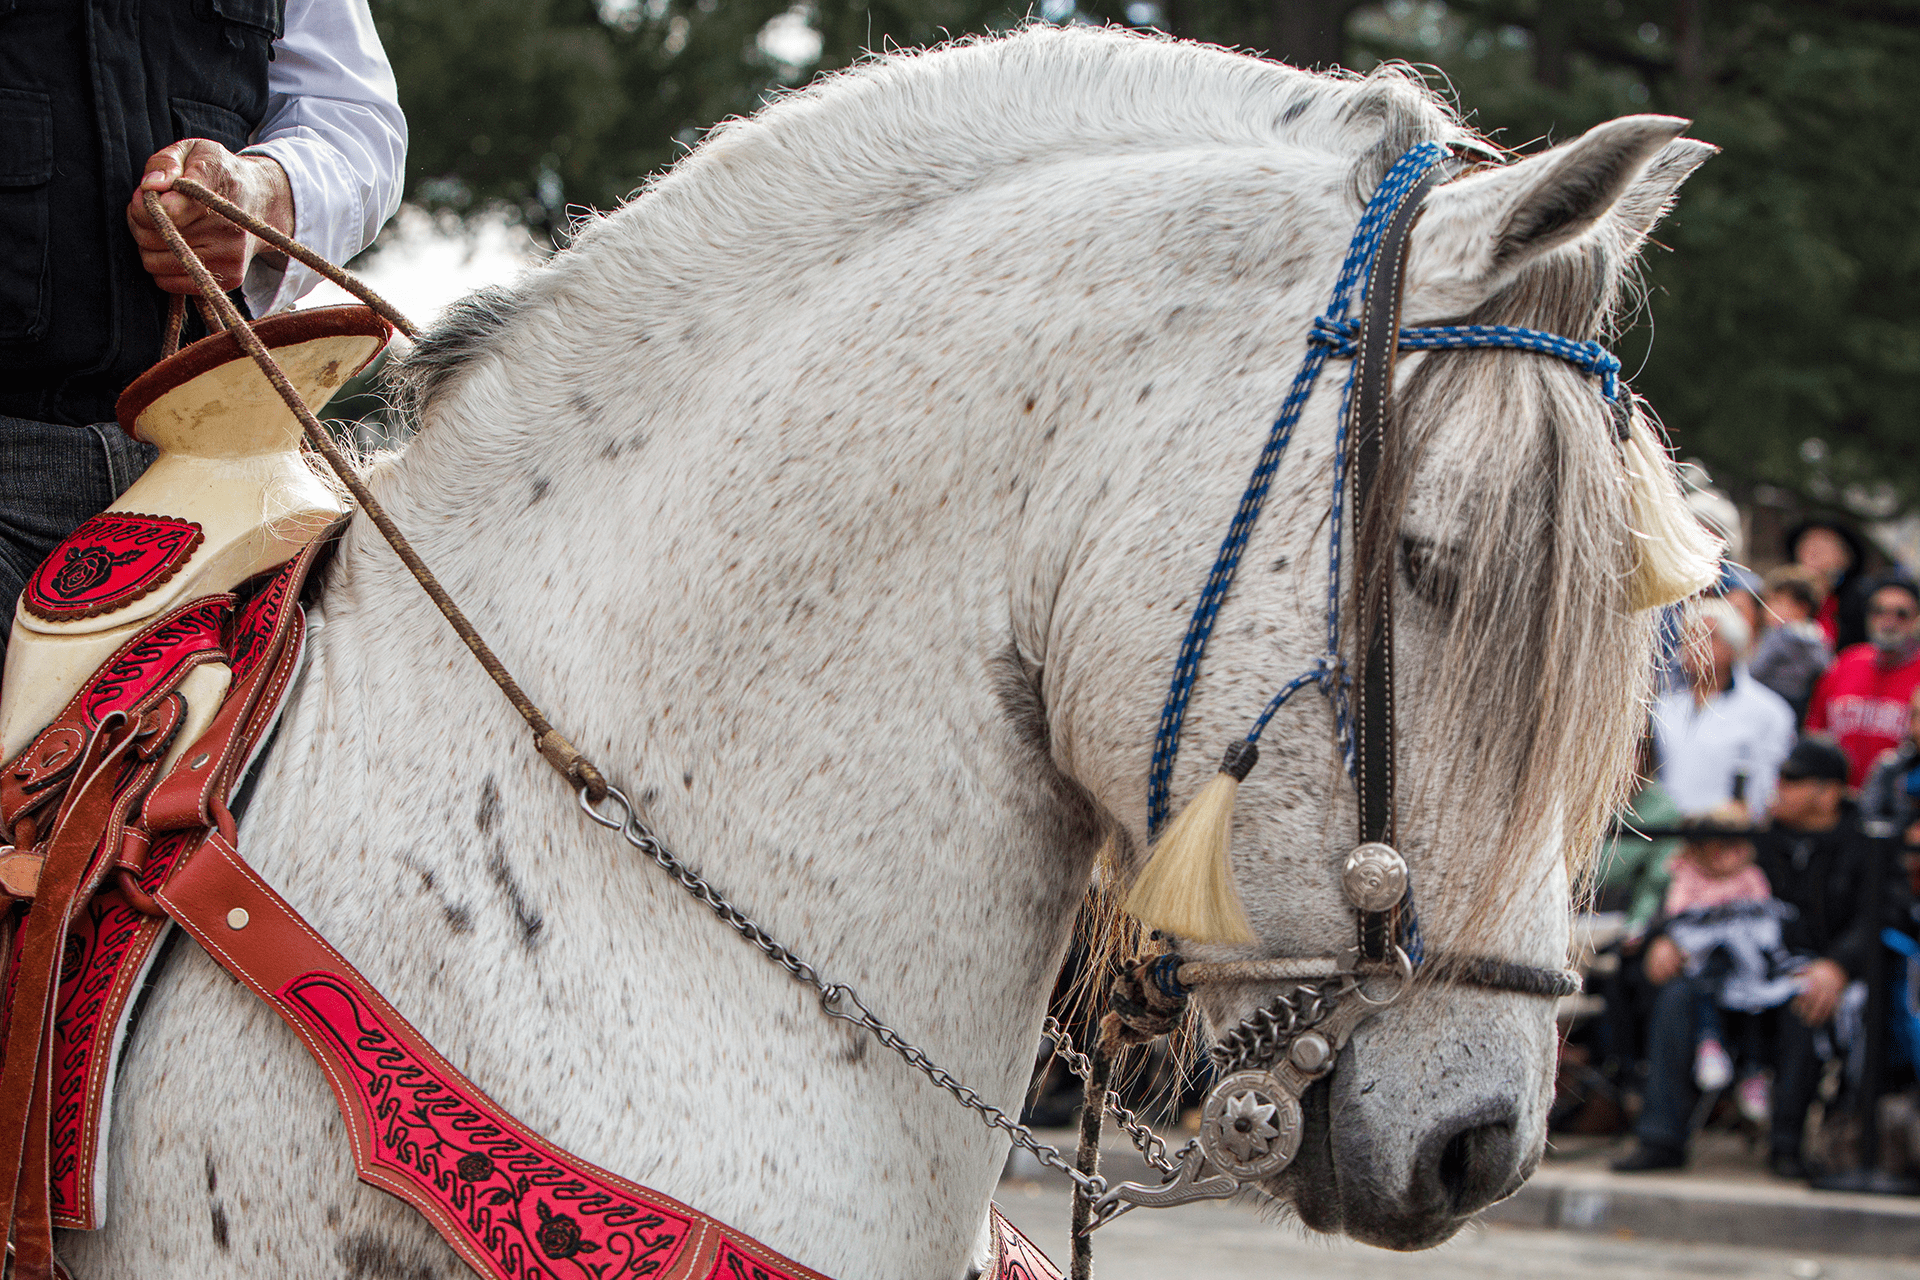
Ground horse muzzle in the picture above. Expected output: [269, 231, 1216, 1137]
[1277, 1021, 1546, 1251]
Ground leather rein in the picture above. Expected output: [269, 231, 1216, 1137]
[0, 154, 1588, 1279]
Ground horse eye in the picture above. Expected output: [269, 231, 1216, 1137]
[1401, 536, 1460, 615]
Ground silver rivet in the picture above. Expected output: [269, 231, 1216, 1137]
[189, 752, 210, 771]
[226, 907, 250, 930]
[1290, 1031, 1333, 1073]
[1342, 842, 1409, 913]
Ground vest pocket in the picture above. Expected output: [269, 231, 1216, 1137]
[171, 97, 255, 153]
[0, 88, 52, 342]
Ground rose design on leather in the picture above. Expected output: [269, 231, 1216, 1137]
[456, 1153, 494, 1182]
[49, 545, 143, 600]
[24, 513, 203, 622]
[534, 1202, 598, 1261]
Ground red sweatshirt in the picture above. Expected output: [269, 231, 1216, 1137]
[1806, 643, 1920, 787]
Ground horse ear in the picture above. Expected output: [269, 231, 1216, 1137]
[1609, 136, 1717, 250]
[1407, 115, 1696, 314]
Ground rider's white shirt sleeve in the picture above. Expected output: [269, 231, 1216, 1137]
[239, 0, 407, 316]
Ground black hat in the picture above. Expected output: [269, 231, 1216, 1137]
[1778, 736, 1850, 784]
[1677, 808, 1755, 841]
[1786, 519, 1867, 581]
[1865, 569, 1920, 611]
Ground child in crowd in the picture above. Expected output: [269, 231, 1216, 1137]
[1750, 565, 1834, 723]
[1662, 804, 1805, 1111]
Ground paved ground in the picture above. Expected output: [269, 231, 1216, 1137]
[1001, 1125, 1920, 1274]
[993, 1179, 1920, 1279]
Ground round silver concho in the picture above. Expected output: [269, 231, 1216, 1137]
[1198, 1070, 1304, 1180]
[1341, 842, 1409, 913]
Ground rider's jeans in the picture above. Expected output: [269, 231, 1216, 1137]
[1635, 972, 1822, 1158]
[0, 415, 157, 669]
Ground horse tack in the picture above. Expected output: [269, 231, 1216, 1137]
[1083, 142, 1593, 1230]
[1, 520, 1049, 1280]
[0, 198, 1062, 1280]
[0, 142, 1610, 1278]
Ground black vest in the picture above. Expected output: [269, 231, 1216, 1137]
[0, 0, 283, 426]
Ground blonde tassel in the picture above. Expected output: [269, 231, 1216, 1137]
[1621, 416, 1720, 611]
[1126, 742, 1257, 945]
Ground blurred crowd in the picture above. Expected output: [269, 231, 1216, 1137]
[1576, 516, 1920, 1188]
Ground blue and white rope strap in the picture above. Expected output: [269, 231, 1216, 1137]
[1309, 317, 1624, 403]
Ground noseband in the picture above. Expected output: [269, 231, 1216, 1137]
[1088, 141, 1590, 1228]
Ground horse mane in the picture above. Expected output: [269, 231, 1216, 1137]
[392, 25, 1477, 412]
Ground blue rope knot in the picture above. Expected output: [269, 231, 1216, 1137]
[1309, 317, 1623, 402]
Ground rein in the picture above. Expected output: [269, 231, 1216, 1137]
[115, 149, 1595, 1278]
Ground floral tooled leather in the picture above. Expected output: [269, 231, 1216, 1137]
[705, 1242, 808, 1280]
[23, 514, 203, 622]
[279, 971, 696, 1280]
[988, 1206, 1061, 1280]
[47, 829, 197, 1228]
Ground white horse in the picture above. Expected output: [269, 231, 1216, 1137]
[69, 25, 1714, 1279]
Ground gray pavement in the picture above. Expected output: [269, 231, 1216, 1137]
[1001, 1126, 1920, 1276]
[994, 1180, 1920, 1279]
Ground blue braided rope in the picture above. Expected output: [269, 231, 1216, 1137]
[1309, 317, 1624, 401]
[1145, 142, 1449, 835]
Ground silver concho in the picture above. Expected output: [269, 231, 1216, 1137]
[1341, 842, 1408, 913]
[1198, 1071, 1303, 1179]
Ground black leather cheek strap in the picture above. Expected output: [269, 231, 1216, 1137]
[1349, 166, 1441, 961]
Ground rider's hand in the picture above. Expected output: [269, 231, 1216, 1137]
[126, 139, 293, 294]
[1794, 957, 1848, 1027]
[1643, 935, 1684, 986]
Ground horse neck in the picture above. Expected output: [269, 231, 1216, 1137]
[238, 354, 1114, 1275]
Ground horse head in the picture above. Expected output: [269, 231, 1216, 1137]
[1072, 107, 1718, 1250]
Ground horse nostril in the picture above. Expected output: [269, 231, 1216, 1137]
[1413, 1102, 1521, 1218]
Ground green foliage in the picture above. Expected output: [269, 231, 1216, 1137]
[370, 0, 1920, 514]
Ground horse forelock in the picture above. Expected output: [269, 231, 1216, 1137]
[1366, 239, 1656, 948]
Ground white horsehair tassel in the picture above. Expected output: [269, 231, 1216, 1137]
[1127, 741, 1258, 945]
[1621, 414, 1720, 611]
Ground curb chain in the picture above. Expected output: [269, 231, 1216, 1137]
[580, 786, 1111, 1199]
[1208, 981, 1343, 1074]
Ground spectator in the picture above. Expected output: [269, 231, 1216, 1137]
[1653, 597, 1797, 822]
[1788, 521, 1871, 653]
[1750, 565, 1834, 723]
[1595, 735, 1683, 932]
[1720, 564, 1765, 640]
[1613, 738, 1892, 1177]
[1659, 804, 1801, 1108]
[1807, 572, 1920, 788]
[1860, 685, 1920, 842]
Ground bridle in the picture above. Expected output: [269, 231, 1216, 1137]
[1082, 140, 1597, 1233]
[128, 140, 1608, 1277]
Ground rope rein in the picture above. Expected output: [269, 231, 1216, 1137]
[142, 188, 607, 801]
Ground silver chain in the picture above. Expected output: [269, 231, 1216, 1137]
[1208, 981, 1344, 1074]
[579, 785, 1110, 1199]
[1041, 1017, 1183, 1177]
